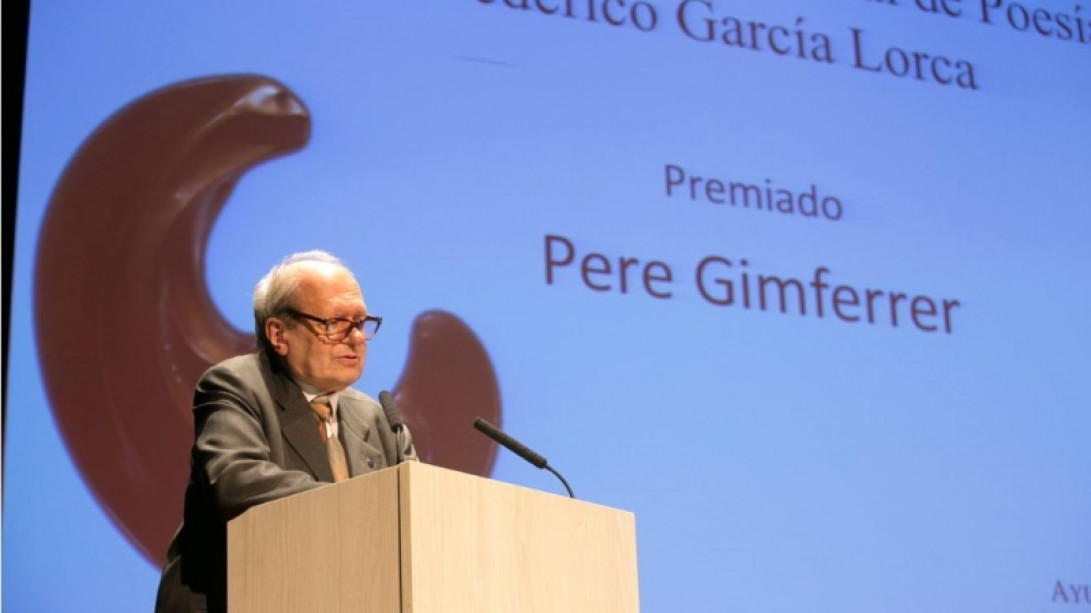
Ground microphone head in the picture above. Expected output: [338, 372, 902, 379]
[378, 390, 404, 431]
[472, 417, 547, 469]
[472, 416, 493, 434]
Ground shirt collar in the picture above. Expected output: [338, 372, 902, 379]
[296, 381, 341, 413]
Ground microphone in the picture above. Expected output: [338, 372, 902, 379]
[378, 390, 404, 432]
[473, 417, 574, 498]
[378, 390, 405, 465]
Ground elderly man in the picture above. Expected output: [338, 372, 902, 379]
[155, 251, 416, 613]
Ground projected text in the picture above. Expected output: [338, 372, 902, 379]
[544, 233, 961, 334]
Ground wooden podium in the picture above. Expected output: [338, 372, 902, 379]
[227, 462, 640, 612]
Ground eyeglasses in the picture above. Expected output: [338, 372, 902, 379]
[284, 309, 382, 342]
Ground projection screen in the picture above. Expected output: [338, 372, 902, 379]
[5, 1, 1089, 610]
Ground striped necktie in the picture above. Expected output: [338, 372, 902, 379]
[310, 394, 349, 483]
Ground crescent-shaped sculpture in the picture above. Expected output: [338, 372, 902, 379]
[34, 75, 502, 566]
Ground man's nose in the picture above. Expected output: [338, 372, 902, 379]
[345, 324, 368, 344]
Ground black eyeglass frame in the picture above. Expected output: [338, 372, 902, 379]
[283, 308, 382, 341]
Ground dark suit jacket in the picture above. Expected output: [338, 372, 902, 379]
[154, 352, 416, 613]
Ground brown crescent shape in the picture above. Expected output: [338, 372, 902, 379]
[392, 310, 501, 475]
[33, 74, 503, 566]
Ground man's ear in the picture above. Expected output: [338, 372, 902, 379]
[264, 317, 290, 356]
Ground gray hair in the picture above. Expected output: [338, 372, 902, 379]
[253, 250, 351, 354]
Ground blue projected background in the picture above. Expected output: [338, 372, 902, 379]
[5, 1, 1090, 611]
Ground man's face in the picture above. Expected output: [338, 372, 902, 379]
[268, 264, 369, 392]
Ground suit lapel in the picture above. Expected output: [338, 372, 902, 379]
[267, 363, 335, 483]
[338, 396, 377, 477]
